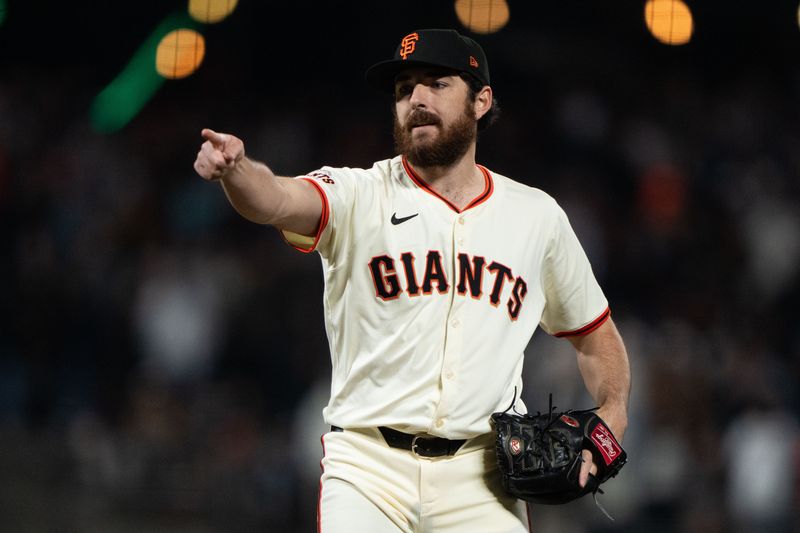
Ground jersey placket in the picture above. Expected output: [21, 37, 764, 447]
[429, 211, 467, 435]
[400, 157, 494, 435]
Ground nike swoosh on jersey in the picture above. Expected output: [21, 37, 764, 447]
[391, 212, 419, 225]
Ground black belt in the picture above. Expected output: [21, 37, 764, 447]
[331, 426, 466, 457]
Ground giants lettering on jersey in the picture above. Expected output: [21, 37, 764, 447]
[368, 251, 528, 321]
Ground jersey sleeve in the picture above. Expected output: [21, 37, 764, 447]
[280, 167, 357, 262]
[538, 204, 610, 337]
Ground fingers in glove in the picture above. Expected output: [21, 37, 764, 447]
[579, 449, 598, 487]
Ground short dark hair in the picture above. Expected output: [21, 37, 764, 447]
[460, 73, 500, 131]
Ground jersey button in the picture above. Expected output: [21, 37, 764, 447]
[451, 318, 460, 328]
[445, 370, 454, 380]
[458, 217, 465, 225]
[435, 418, 444, 428]
[457, 237, 464, 245]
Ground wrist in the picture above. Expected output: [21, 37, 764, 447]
[596, 406, 628, 442]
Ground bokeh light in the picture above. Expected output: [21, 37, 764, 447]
[188, 0, 238, 24]
[0, 0, 7, 27]
[644, 0, 694, 45]
[156, 29, 206, 79]
[454, 0, 509, 35]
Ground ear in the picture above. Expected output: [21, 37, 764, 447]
[474, 85, 493, 121]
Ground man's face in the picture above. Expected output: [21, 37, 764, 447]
[392, 68, 478, 168]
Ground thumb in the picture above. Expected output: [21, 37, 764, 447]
[201, 128, 228, 147]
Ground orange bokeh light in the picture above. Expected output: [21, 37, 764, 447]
[454, 0, 510, 35]
[188, 0, 238, 24]
[156, 29, 206, 79]
[645, 0, 694, 45]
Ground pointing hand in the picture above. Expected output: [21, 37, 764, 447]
[194, 128, 245, 181]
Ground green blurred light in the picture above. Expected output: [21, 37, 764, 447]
[90, 11, 200, 134]
[0, 0, 7, 26]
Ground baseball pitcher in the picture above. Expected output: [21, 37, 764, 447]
[194, 28, 631, 533]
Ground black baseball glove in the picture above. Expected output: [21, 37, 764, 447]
[490, 396, 627, 515]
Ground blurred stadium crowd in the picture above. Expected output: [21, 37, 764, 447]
[2, 3, 800, 532]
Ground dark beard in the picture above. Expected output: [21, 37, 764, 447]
[393, 102, 477, 169]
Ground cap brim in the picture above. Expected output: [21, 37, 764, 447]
[365, 59, 457, 94]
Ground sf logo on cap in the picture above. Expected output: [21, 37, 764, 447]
[400, 32, 419, 60]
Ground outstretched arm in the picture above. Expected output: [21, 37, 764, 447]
[567, 317, 630, 487]
[193, 128, 322, 236]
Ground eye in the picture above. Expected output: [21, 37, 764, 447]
[395, 84, 413, 98]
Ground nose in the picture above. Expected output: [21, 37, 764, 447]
[409, 83, 428, 108]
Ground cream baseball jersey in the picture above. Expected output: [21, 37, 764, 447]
[283, 156, 609, 439]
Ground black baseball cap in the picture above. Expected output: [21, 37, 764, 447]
[365, 29, 490, 93]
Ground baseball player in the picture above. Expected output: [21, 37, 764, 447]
[194, 28, 630, 533]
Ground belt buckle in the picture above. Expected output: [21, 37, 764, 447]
[410, 435, 427, 456]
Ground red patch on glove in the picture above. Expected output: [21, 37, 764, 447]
[590, 423, 622, 466]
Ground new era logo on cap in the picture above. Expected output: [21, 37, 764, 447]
[365, 28, 490, 93]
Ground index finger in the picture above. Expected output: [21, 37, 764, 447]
[579, 449, 594, 487]
[201, 128, 228, 146]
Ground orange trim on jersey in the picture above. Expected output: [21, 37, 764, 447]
[554, 307, 611, 338]
[280, 177, 330, 254]
[317, 432, 327, 533]
[401, 157, 494, 214]
[470, 164, 494, 209]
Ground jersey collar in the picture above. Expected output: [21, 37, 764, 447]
[401, 157, 494, 214]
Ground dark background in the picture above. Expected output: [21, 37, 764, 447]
[1, 1, 799, 531]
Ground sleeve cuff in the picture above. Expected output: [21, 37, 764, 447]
[280, 177, 330, 253]
[553, 307, 611, 338]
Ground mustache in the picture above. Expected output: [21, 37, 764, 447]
[406, 110, 442, 129]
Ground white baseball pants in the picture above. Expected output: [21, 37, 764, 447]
[318, 427, 531, 533]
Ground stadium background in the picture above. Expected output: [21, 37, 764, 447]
[1, 1, 799, 531]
